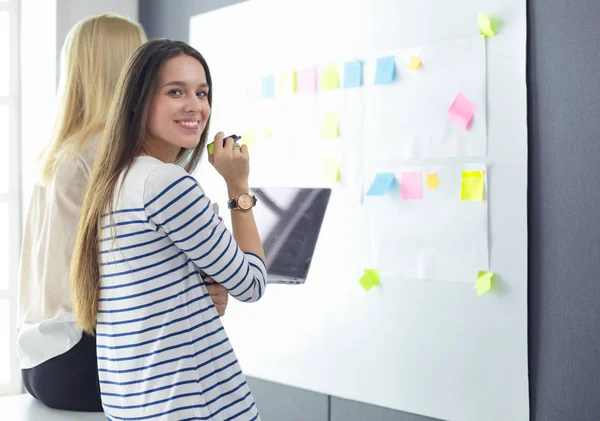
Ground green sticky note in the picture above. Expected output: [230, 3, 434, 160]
[322, 157, 340, 184]
[461, 171, 484, 201]
[207, 143, 215, 154]
[321, 113, 339, 138]
[359, 269, 380, 291]
[478, 12, 496, 38]
[322, 65, 340, 90]
[281, 70, 297, 94]
[475, 271, 494, 296]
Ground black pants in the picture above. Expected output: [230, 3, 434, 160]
[22, 333, 103, 412]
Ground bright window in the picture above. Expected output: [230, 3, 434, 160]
[0, 0, 21, 396]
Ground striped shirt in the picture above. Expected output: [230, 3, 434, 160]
[97, 156, 266, 421]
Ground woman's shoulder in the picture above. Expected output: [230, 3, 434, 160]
[134, 158, 198, 205]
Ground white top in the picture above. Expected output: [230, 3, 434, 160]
[97, 156, 266, 420]
[16, 139, 99, 369]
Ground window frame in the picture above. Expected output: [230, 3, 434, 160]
[0, 0, 23, 396]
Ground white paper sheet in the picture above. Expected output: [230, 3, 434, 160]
[365, 163, 489, 282]
[363, 36, 487, 162]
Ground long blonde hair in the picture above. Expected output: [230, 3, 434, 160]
[71, 40, 213, 334]
[37, 13, 146, 182]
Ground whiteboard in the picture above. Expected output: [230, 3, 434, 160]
[190, 1, 528, 420]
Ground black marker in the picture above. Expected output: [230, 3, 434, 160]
[222, 134, 241, 146]
[208, 134, 242, 154]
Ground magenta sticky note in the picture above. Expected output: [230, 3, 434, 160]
[401, 171, 423, 200]
[297, 67, 317, 93]
[448, 93, 478, 131]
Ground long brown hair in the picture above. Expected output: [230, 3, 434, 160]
[70, 39, 213, 334]
[38, 13, 146, 183]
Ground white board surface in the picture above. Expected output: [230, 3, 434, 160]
[190, 1, 528, 421]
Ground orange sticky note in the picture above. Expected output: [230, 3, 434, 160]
[409, 57, 421, 70]
[426, 173, 439, 189]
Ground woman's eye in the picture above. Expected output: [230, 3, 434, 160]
[168, 89, 183, 96]
[197, 91, 208, 97]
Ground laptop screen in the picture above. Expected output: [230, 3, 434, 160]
[251, 187, 332, 281]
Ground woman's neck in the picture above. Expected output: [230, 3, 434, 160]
[140, 139, 181, 163]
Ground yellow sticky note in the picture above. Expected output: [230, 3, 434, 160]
[263, 128, 272, 139]
[409, 57, 421, 70]
[321, 113, 339, 138]
[426, 173, 439, 189]
[207, 143, 215, 154]
[461, 171, 484, 201]
[281, 71, 297, 94]
[322, 157, 340, 184]
[242, 128, 257, 148]
[359, 269, 380, 291]
[478, 12, 496, 38]
[322, 65, 340, 90]
[475, 271, 494, 296]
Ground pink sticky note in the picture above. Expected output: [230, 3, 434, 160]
[448, 93, 477, 131]
[297, 67, 317, 93]
[401, 171, 423, 200]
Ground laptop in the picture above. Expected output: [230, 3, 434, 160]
[251, 187, 332, 285]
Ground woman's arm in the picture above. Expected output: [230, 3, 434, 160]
[143, 164, 267, 303]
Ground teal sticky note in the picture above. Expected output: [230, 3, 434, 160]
[375, 56, 396, 84]
[344, 60, 363, 88]
[366, 173, 396, 196]
[261, 75, 275, 98]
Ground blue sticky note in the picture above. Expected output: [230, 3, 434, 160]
[344, 60, 363, 88]
[374, 56, 396, 84]
[366, 173, 396, 196]
[261, 75, 275, 98]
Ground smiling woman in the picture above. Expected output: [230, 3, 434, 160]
[71, 39, 267, 420]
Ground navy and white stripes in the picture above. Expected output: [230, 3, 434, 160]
[97, 156, 266, 420]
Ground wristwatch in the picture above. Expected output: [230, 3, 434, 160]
[227, 192, 257, 212]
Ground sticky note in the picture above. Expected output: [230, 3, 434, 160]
[263, 128, 272, 139]
[426, 173, 439, 189]
[322, 157, 340, 184]
[281, 71, 297, 94]
[366, 173, 395, 196]
[343, 60, 363, 88]
[475, 271, 494, 296]
[375, 56, 396, 84]
[478, 12, 496, 38]
[322, 65, 340, 90]
[321, 113, 339, 138]
[448, 93, 477, 131]
[409, 57, 421, 70]
[401, 171, 422, 200]
[242, 128, 258, 148]
[261, 75, 275, 98]
[359, 269, 380, 291]
[461, 171, 484, 201]
[297, 67, 317, 93]
[207, 143, 215, 154]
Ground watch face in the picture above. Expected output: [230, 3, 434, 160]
[238, 193, 254, 210]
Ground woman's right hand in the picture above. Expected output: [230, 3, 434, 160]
[207, 132, 250, 189]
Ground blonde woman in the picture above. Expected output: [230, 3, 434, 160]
[71, 39, 266, 420]
[16, 15, 229, 412]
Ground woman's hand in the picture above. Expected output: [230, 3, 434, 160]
[204, 276, 229, 317]
[207, 132, 250, 190]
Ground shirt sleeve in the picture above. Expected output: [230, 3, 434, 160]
[142, 163, 267, 303]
